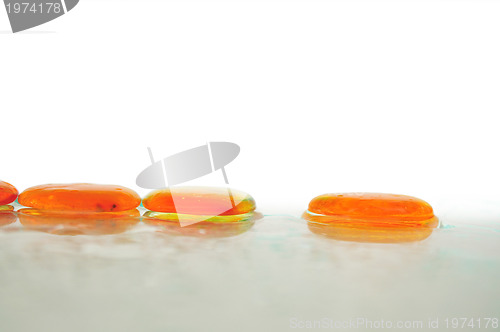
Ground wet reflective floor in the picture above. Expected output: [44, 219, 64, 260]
[1, 203, 499, 332]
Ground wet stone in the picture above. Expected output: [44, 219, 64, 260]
[18, 183, 141, 212]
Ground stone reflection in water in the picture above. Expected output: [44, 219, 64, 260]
[0, 210, 17, 227]
[305, 215, 438, 243]
[143, 211, 261, 238]
[18, 209, 141, 236]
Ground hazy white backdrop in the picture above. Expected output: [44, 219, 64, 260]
[1, 4, 500, 332]
[1, 0, 500, 220]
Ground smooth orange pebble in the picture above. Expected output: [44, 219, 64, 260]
[18, 183, 141, 212]
[303, 193, 438, 243]
[0, 205, 14, 211]
[143, 186, 256, 216]
[305, 193, 437, 226]
[18, 209, 140, 236]
[0, 181, 18, 205]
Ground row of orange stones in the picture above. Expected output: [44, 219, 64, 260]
[14, 184, 259, 237]
[3, 182, 438, 241]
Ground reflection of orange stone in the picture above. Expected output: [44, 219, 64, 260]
[19, 183, 141, 212]
[0, 211, 17, 227]
[18, 209, 140, 236]
[0, 181, 18, 205]
[304, 193, 439, 243]
[143, 211, 260, 238]
[143, 187, 256, 215]
[307, 222, 435, 243]
[144, 211, 260, 223]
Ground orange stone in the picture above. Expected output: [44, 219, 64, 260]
[304, 193, 438, 243]
[0, 205, 14, 211]
[306, 193, 437, 227]
[18, 183, 141, 212]
[0, 181, 18, 205]
[143, 187, 256, 216]
[18, 209, 140, 235]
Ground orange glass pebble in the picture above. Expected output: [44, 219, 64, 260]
[143, 186, 256, 216]
[18, 183, 141, 212]
[0, 181, 18, 205]
[307, 193, 436, 226]
[303, 193, 439, 243]
[0, 205, 14, 211]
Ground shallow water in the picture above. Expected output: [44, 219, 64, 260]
[0, 204, 499, 331]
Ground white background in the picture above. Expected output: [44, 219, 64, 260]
[1, 0, 500, 218]
[1, 5, 499, 331]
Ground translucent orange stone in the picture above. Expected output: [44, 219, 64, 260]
[143, 187, 256, 215]
[303, 193, 438, 243]
[0, 205, 14, 211]
[18, 209, 140, 236]
[18, 183, 141, 212]
[307, 193, 436, 225]
[0, 181, 18, 205]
